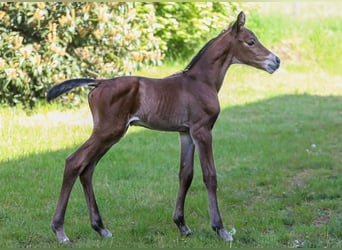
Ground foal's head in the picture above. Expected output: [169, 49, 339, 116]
[230, 12, 280, 74]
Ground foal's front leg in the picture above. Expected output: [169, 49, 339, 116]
[173, 132, 195, 237]
[191, 127, 233, 242]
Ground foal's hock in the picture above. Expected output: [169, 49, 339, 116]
[47, 11, 280, 244]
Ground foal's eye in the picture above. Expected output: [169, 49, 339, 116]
[246, 40, 255, 47]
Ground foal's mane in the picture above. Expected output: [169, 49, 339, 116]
[183, 28, 228, 72]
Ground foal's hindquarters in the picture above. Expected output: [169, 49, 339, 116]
[51, 79, 140, 244]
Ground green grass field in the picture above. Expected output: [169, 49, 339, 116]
[1, 3, 341, 248]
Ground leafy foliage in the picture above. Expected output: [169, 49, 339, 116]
[0, 2, 163, 107]
[153, 2, 242, 59]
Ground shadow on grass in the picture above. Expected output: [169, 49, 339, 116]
[0, 94, 341, 247]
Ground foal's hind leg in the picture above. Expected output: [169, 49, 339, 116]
[79, 156, 112, 239]
[51, 127, 126, 244]
[173, 132, 195, 237]
[51, 156, 79, 244]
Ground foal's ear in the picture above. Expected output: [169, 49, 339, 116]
[232, 11, 246, 35]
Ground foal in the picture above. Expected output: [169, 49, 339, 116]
[47, 12, 280, 244]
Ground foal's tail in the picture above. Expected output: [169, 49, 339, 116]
[46, 78, 97, 102]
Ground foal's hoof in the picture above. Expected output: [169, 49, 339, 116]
[99, 228, 112, 239]
[180, 225, 192, 237]
[54, 232, 71, 245]
[52, 225, 71, 245]
[58, 237, 71, 245]
[213, 226, 235, 242]
[217, 228, 233, 242]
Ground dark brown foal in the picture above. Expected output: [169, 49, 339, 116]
[47, 12, 280, 244]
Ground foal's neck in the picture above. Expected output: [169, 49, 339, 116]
[186, 31, 234, 92]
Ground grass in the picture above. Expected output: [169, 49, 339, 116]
[1, 3, 342, 248]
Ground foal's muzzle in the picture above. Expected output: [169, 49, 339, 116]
[265, 54, 280, 74]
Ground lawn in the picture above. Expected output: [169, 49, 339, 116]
[0, 3, 341, 248]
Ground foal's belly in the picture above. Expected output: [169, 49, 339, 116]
[128, 115, 189, 132]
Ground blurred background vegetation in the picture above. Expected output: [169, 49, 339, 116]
[0, 2, 242, 107]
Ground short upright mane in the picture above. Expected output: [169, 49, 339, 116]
[183, 29, 228, 72]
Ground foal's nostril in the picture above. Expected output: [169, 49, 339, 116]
[275, 56, 280, 64]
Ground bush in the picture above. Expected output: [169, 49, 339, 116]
[153, 2, 243, 60]
[0, 2, 164, 107]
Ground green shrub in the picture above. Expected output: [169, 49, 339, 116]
[0, 2, 164, 107]
[154, 2, 243, 60]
